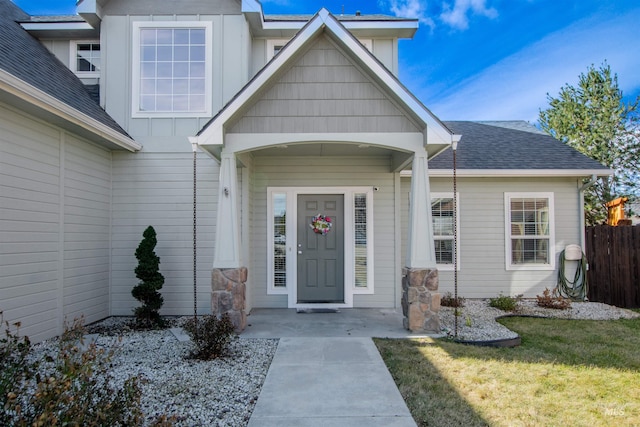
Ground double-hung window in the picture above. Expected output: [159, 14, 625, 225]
[505, 193, 555, 270]
[132, 22, 212, 117]
[431, 193, 459, 269]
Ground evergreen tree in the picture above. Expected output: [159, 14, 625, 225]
[539, 63, 640, 225]
[132, 226, 165, 327]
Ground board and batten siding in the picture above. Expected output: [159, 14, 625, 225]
[228, 35, 420, 135]
[110, 152, 218, 316]
[400, 176, 583, 298]
[250, 155, 400, 309]
[0, 103, 112, 342]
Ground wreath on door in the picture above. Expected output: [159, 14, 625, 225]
[310, 214, 332, 235]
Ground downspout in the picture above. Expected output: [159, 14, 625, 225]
[578, 175, 597, 250]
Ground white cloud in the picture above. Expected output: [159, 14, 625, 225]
[440, 0, 498, 30]
[426, 11, 640, 122]
[379, 0, 435, 29]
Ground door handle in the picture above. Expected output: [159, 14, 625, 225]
[298, 250, 303, 255]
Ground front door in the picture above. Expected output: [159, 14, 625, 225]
[297, 194, 344, 303]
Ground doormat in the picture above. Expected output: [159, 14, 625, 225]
[296, 308, 340, 314]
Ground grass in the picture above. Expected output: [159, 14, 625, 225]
[375, 317, 640, 427]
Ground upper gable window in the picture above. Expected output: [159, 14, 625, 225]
[70, 41, 100, 76]
[132, 22, 212, 117]
[266, 37, 373, 61]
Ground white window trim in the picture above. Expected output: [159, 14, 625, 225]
[504, 192, 556, 271]
[266, 187, 375, 309]
[131, 21, 212, 118]
[69, 40, 100, 77]
[431, 192, 460, 271]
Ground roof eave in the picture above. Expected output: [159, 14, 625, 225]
[400, 169, 613, 178]
[0, 69, 140, 152]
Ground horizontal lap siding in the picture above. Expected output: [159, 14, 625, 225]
[63, 135, 111, 325]
[0, 105, 60, 341]
[401, 176, 581, 298]
[251, 156, 397, 308]
[110, 152, 217, 316]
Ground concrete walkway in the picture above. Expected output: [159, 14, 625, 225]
[244, 309, 438, 425]
[247, 336, 417, 426]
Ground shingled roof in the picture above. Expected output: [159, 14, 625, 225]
[429, 121, 610, 172]
[0, 0, 131, 142]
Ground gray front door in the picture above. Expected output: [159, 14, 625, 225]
[297, 194, 344, 303]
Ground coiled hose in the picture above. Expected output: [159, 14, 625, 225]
[557, 249, 588, 301]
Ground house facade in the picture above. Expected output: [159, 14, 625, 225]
[0, 0, 609, 342]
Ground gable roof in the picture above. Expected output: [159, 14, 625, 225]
[192, 8, 458, 158]
[0, 0, 138, 151]
[425, 121, 611, 177]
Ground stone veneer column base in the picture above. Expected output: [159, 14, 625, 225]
[402, 267, 440, 333]
[211, 267, 247, 332]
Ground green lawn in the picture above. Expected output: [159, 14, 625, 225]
[375, 317, 640, 427]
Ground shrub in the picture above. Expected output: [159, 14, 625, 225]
[441, 292, 465, 308]
[0, 316, 162, 426]
[1, 312, 33, 427]
[182, 314, 236, 360]
[132, 226, 165, 328]
[489, 293, 522, 312]
[536, 288, 572, 310]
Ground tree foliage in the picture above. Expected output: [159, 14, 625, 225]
[539, 63, 640, 225]
[132, 226, 165, 328]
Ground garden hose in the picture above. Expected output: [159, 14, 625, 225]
[557, 249, 588, 301]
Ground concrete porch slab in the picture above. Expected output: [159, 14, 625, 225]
[240, 308, 443, 338]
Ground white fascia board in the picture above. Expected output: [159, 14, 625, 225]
[225, 132, 423, 153]
[21, 22, 95, 32]
[241, 0, 263, 13]
[400, 169, 613, 178]
[0, 69, 140, 152]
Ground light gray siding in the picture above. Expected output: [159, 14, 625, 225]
[401, 176, 583, 298]
[110, 152, 218, 316]
[0, 103, 112, 342]
[250, 156, 399, 308]
[229, 36, 420, 134]
[62, 135, 112, 324]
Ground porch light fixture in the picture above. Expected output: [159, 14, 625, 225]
[224, 187, 230, 196]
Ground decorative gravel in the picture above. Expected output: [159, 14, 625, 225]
[440, 299, 640, 342]
[28, 317, 278, 427]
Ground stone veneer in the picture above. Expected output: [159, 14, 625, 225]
[211, 267, 247, 332]
[401, 267, 440, 333]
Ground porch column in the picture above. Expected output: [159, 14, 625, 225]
[211, 150, 247, 331]
[402, 148, 440, 333]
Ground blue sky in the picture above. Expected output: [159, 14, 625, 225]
[14, 0, 640, 123]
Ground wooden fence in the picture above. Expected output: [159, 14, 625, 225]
[585, 225, 640, 308]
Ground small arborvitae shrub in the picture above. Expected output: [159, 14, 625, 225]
[489, 293, 522, 312]
[441, 292, 465, 308]
[182, 314, 236, 360]
[536, 288, 572, 310]
[132, 226, 166, 328]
